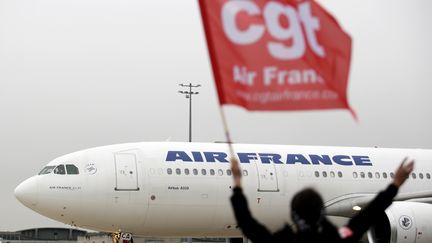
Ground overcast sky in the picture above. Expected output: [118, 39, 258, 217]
[1, 0, 431, 231]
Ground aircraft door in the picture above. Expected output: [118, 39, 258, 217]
[254, 162, 279, 192]
[114, 153, 139, 191]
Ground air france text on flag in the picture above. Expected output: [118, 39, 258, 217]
[199, 0, 355, 115]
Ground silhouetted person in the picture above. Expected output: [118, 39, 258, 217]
[230, 157, 414, 243]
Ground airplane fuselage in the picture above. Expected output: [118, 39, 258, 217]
[15, 142, 432, 238]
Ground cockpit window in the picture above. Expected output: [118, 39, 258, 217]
[39, 164, 79, 175]
[54, 165, 66, 175]
[66, 164, 79, 175]
[39, 166, 56, 175]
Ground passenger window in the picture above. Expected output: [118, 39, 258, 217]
[185, 168, 190, 175]
[167, 168, 172, 175]
[243, 170, 248, 176]
[390, 172, 395, 178]
[314, 171, 320, 178]
[193, 169, 198, 175]
[66, 164, 79, 175]
[218, 169, 223, 176]
[427, 173, 431, 179]
[412, 173, 416, 179]
[375, 172, 380, 179]
[330, 171, 335, 178]
[227, 169, 232, 176]
[337, 171, 342, 178]
[54, 165, 66, 175]
[322, 171, 327, 178]
[360, 172, 365, 178]
[176, 168, 181, 175]
[353, 172, 358, 178]
[383, 172, 388, 179]
[210, 169, 215, 176]
[368, 172, 372, 178]
[39, 166, 56, 175]
[201, 169, 207, 175]
[419, 173, 424, 179]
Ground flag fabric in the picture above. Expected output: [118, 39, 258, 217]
[199, 0, 355, 116]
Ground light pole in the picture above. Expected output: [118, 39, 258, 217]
[178, 83, 200, 142]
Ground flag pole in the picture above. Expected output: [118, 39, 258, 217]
[219, 106, 243, 189]
[219, 106, 235, 158]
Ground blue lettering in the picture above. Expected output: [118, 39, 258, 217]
[353, 156, 372, 166]
[166, 151, 192, 162]
[203, 152, 228, 163]
[237, 153, 257, 163]
[192, 151, 204, 162]
[258, 153, 283, 164]
[309, 155, 332, 165]
[165, 151, 373, 166]
[287, 154, 310, 165]
[333, 155, 353, 166]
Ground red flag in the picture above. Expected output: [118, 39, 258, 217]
[199, 0, 355, 117]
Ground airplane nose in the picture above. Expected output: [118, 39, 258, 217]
[15, 177, 38, 208]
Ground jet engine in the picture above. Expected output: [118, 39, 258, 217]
[367, 202, 432, 243]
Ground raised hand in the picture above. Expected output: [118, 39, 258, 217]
[393, 157, 415, 187]
[230, 157, 242, 188]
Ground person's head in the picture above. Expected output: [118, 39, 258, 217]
[291, 188, 324, 232]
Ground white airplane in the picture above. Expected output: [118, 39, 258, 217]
[15, 142, 432, 243]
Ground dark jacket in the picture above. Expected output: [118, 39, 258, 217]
[230, 184, 398, 243]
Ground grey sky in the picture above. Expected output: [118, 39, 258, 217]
[1, 0, 431, 231]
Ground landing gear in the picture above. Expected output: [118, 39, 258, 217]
[111, 232, 133, 243]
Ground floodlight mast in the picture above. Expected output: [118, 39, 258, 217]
[178, 83, 201, 142]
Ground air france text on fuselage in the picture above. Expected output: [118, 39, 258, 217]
[166, 151, 372, 166]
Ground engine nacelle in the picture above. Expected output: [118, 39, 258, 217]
[367, 202, 432, 243]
